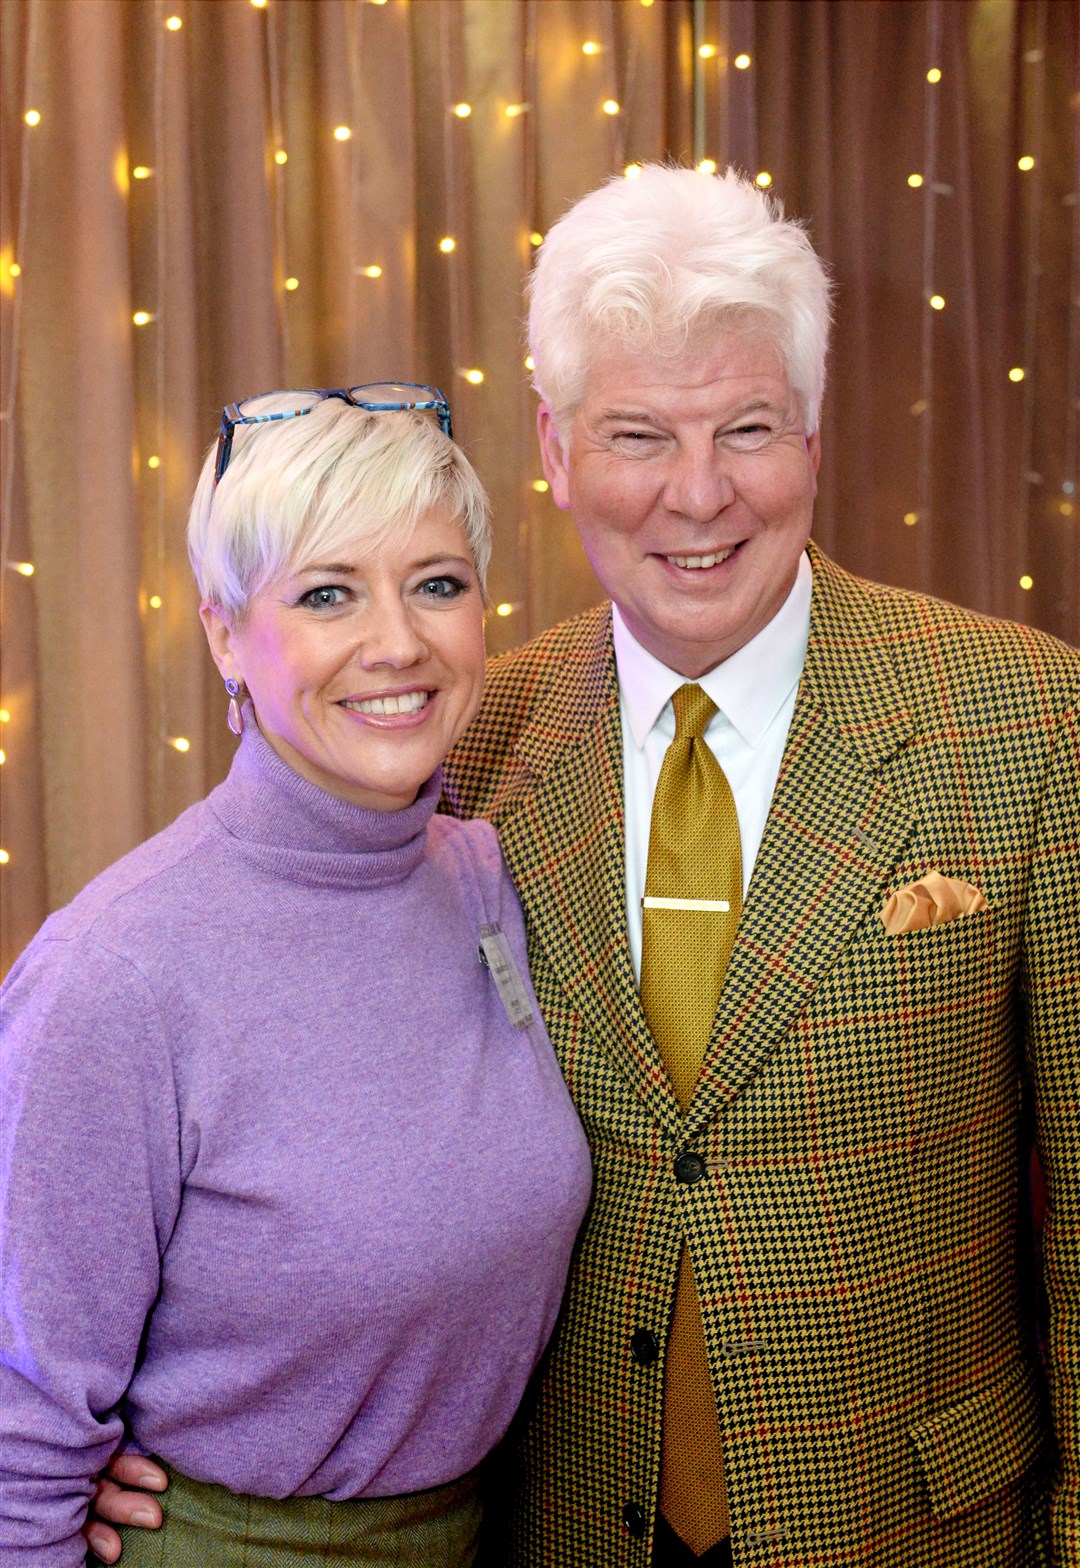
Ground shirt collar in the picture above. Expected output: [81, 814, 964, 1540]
[612, 550, 812, 748]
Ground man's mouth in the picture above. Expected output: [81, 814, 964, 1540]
[664, 546, 736, 569]
[341, 691, 430, 716]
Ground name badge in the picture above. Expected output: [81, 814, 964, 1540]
[478, 922, 535, 1031]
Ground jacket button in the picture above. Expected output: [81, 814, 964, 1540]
[630, 1328, 660, 1365]
[674, 1152, 706, 1184]
[623, 1501, 647, 1538]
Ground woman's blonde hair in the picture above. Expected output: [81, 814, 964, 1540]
[188, 395, 491, 621]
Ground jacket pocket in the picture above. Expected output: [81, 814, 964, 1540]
[909, 1358, 1046, 1520]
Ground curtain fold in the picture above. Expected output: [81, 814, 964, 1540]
[1, 0, 1076, 971]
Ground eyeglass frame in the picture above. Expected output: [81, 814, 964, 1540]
[214, 382, 454, 485]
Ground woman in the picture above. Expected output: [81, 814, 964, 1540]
[0, 386, 592, 1567]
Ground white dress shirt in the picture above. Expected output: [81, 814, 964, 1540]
[614, 552, 813, 983]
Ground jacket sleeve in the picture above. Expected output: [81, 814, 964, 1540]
[1024, 701, 1080, 1562]
[0, 936, 182, 1566]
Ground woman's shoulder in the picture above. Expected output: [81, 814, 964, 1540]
[11, 797, 220, 979]
[427, 811, 506, 885]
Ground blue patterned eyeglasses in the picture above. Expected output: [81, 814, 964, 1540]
[214, 382, 453, 485]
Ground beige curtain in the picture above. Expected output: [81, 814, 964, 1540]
[1, 0, 1077, 972]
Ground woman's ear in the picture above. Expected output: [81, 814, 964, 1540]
[199, 601, 238, 682]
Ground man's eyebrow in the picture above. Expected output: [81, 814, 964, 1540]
[595, 395, 787, 424]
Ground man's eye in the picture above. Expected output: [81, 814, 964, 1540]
[417, 575, 467, 600]
[299, 585, 347, 609]
[725, 424, 773, 447]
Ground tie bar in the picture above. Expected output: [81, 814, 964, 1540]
[642, 896, 731, 912]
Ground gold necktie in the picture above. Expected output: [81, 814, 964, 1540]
[640, 683, 742, 1556]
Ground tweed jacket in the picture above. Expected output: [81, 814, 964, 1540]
[443, 546, 1079, 1568]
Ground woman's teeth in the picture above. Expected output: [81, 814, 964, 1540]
[343, 691, 429, 716]
[667, 548, 735, 569]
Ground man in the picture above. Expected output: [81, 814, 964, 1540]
[89, 166, 1077, 1567]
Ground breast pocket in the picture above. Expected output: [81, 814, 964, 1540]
[835, 909, 1018, 1132]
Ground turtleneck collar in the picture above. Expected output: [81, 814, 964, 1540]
[206, 710, 440, 890]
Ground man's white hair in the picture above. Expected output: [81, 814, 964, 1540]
[188, 396, 491, 621]
[527, 164, 833, 438]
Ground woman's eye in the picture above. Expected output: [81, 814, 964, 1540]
[300, 585, 347, 609]
[417, 575, 468, 601]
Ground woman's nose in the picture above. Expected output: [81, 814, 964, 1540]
[663, 442, 736, 521]
[357, 599, 429, 668]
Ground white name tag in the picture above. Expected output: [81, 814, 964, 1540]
[478, 923, 535, 1031]
[642, 896, 732, 912]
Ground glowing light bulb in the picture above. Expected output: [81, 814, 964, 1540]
[582, 41, 601, 56]
[11, 562, 34, 576]
[907, 173, 924, 188]
[496, 602, 515, 617]
[531, 479, 549, 493]
[1017, 155, 1035, 171]
[333, 125, 352, 141]
[0, 750, 6, 765]
[929, 294, 946, 311]
[1008, 367, 1025, 383]
[165, 15, 182, 31]
[0, 709, 9, 723]
[274, 149, 288, 165]
[284, 276, 299, 291]
[926, 67, 941, 83]
[1019, 575, 1033, 590]
[698, 44, 717, 59]
[24, 109, 41, 126]
[755, 171, 773, 188]
[640, 0, 654, 7]
[168, 736, 191, 752]
[251, 0, 268, 7]
[439, 236, 456, 253]
[132, 310, 154, 326]
[147, 454, 161, 469]
[903, 512, 919, 526]
[1060, 501, 1074, 516]
[359, 264, 383, 278]
[524, 354, 535, 371]
[733, 53, 751, 69]
[452, 102, 472, 118]
[529, 231, 543, 247]
[504, 103, 529, 118]
[463, 369, 485, 385]
[149, 594, 163, 609]
[697, 159, 717, 175]
[0, 850, 9, 865]
[8, 262, 21, 277]
[133, 165, 153, 179]
[602, 99, 620, 116]
[624, 163, 642, 179]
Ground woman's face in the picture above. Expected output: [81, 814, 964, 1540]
[203, 508, 486, 811]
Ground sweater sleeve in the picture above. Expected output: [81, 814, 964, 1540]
[0, 934, 182, 1566]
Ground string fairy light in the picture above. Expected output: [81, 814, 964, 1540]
[531, 479, 549, 492]
[697, 160, 717, 176]
[23, 109, 40, 126]
[1018, 155, 1036, 171]
[907, 173, 924, 187]
[733, 53, 752, 70]
[462, 369, 485, 385]
[165, 15, 182, 32]
[602, 99, 620, 116]
[439, 235, 456, 253]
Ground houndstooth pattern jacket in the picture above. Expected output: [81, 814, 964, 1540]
[443, 546, 1079, 1568]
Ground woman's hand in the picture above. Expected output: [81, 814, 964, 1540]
[81, 1454, 167, 1564]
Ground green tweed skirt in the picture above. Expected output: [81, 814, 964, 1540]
[106, 1460, 482, 1568]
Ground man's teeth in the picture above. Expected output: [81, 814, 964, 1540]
[343, 691, 429, 716]
[667, 548, 735, 569]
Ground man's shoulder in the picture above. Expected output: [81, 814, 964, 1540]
[444, 602, 614, 821]
[810, 547, 1079, 711]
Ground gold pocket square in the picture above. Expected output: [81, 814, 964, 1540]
[879, 870, 987, 935]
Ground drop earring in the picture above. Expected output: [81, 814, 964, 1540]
[225, 677, 244, 737]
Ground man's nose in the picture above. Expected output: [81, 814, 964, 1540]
[663, 441, 736, 521]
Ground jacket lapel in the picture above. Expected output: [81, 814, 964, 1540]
[495, 610, 684, 1138]
[687, 548, 918, 1131]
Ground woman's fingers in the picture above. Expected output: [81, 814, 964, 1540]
[104, 1453, 168, 1492]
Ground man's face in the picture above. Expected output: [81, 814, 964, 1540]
[538, 331, 821, 677]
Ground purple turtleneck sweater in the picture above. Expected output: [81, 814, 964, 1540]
[0, 723, 592, 1565]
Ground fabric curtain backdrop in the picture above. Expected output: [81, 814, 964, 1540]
[1, 0, 1077, 971]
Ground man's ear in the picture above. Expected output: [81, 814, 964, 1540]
[537, 404, 571, 511]
[199, 601, 239, 683]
